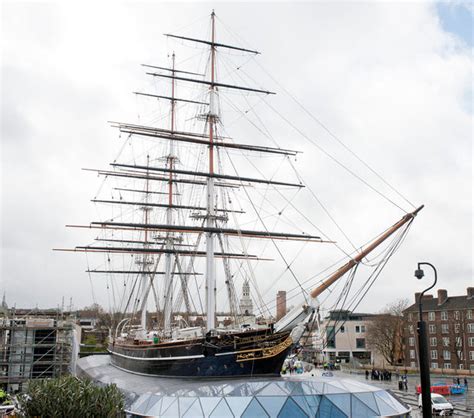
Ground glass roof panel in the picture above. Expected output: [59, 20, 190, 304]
[274, 381, 293, 395]
[247, 381, 271, 393]
[317, 396, 348, 418]
[182, 398, 204, 418]
[291, 395, 319, 417]
[340, 379, 377, 392]
[145, 397, 163, 416]
[351, 394, 379, 418]
[257, 383, 289, 396]
[225, 396, 253, 417]
[199, 397, 222, 416]
[130, 392, 154, 414]
[210, 399, 234, 418]
[161, 398, 180, 417]
[325, 394, 351, 416]
[322, 382, 349, 394]
[241, 398, 270, 418]
[256, 396, 287, 417]
[308, 381, 325, 394]
[353, 392, 379, 415]
[277, 397, 308, 418]
[374, 394, 398, 416]
[225, 383, 253, 397]
[178, 397, 200, 417]
[290, 384, 306, 396]
[375, 390, 405, 410]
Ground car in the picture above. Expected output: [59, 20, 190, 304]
[418, 393, 454, 416]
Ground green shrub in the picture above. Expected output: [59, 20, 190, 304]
[17, 375, 124, 417]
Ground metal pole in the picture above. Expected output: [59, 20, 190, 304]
[415, 262, 438, 418]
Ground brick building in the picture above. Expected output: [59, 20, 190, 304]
[403, 287, 474, 371]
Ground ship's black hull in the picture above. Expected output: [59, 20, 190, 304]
[108, 329, 293, 378]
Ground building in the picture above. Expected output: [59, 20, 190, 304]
[320, 310, 381, 366]
[276, 291, 286, 321]
[239, 280, 253, 315]
[403, 287, 474, 372]
[0, 308, 80, 392]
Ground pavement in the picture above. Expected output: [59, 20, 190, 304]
[336, 370, 473, 417]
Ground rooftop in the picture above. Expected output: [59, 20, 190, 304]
[404, 287, 474, 313]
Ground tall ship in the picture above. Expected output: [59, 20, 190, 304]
[59, 11, 422, 378]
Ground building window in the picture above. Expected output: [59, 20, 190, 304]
[455, 324, 460, 333]
[428, 311, 435, 321]
[410, 350, 415, 359]
[355, 325, 366, 333]
[467, 310, 473, 320]
[444, 363, 451, 369]
[442, 337, 450, 347]
[408, 313, 412, 321]
[470, 365, 474, 371]
[429, 324, 436, 334]
[458, 364, 464, 370]
[443, 350, 451, 360]
[431, 350, 438, 359]
[326, 326, 335, 349]
[469, 337, 474, 347]
[356, 338, 366, 349]
[470, 351, 474, 361]
[431, 362, 438, 369]
[409, 325, 414, 334]
[455, 337, 462, 347]
[441, 324, 449, 334]
[441, 311, 448, 321]
[457, 350, 463, 360]
[430, 337, 437, 346]
[454, 311, 460, 320]
[410, 362, 416, 368]
[409, 337, 415, 346]
[467, 323, 474, 333]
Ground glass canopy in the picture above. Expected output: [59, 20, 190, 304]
[77, 355, 411, 417]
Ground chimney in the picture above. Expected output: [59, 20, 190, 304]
[467, 287, 474, 299]
[415, 292, 433, 303]
[437, 289, 448, 305]
[276, 291, 287, 321]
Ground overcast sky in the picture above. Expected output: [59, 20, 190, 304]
[1, 1, 472, 316]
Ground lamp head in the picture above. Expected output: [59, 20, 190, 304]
[414, 269, 425, 280]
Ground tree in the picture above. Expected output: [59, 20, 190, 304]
[17, 375, 124, 417]
[366, 299, 410, 365]
[446, 309, 468, 370]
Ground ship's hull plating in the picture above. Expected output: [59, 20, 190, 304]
[108, 329, 293, 378]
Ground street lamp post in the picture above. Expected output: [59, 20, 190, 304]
[414, 262, 438, 418]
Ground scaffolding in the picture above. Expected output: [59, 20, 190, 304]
[0, 313, 77, 392]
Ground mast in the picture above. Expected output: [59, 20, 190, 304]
[310, 205, 424, 299]
[206, 10, 217, 331]
[163, 52, 176, 333]
[139, 155, 151, 331]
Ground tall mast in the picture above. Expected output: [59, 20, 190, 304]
[139, 155, 151, 331]
[206, 10, 217, 331]
[163, 52, 176, 333]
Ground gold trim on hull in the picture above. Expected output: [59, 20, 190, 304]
[236, 337, 293, 362]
